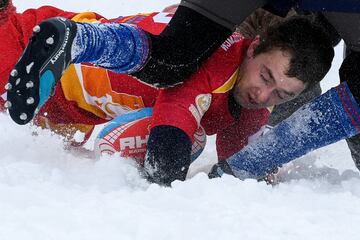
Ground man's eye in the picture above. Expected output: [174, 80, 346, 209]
[261, 74, 269, 85]
[276, 91, 286, 100]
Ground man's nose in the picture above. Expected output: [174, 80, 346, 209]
[254, 87, 272, 104]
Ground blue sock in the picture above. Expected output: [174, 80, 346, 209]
[227, 82, 360, 179]
[71, 22, 149, 73]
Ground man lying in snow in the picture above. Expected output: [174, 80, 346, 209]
[125, 0, 360, 181]
[0, 1, 271, 177]
[2, 1, 333, 185]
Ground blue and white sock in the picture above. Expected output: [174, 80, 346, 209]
[71, 22, 149, 73]
[227, 82, 360, 179]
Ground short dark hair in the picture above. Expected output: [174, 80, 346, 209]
[253, 16, 334, 87]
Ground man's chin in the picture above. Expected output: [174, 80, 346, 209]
[235, 96, 265, 109]
[238, 101, 266, 109]
[243, 104, 261, 109]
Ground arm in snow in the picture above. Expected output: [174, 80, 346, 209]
[144, 125, 192, 186]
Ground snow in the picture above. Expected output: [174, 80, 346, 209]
[0, 1, 359, 239]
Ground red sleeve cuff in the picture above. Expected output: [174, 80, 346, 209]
[152, 103, 199, 142]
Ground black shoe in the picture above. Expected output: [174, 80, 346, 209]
[5, 17, 77, 125]
[208, 161, 234, 179]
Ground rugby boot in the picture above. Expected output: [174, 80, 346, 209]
[6, 17, 77, 124]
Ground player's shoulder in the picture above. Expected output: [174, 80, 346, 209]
[203, 33, 250, 92]
[208, 33, 249, 67]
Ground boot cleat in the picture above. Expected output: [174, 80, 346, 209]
[7, 17, 77, 124]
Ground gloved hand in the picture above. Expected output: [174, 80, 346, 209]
[208, 161, 235, 179]
[339, 50, 360, 103]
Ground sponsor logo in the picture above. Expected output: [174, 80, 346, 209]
[191, 126, 206, 155]
[189, 104, 201, 125]
[189, 94, 212, 126]
[196, 94, 211, 115]
[50, 27, 70, 64]
[119, 135, 149, 151]
[221, 34, 242, 51]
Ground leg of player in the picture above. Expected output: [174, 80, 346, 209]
[268, 83, 322, 126]
[6, 17, 149, 125]
[210, 49, 360, 180]
[226, 82, 360, 179]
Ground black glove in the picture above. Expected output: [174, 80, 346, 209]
[208, 161, 234, 179]
[0, 0, 9, 9]
[145, 125, 192, 186]
[339, 50, 360, 104]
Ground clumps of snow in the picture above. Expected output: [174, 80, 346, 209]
[1, 102, 360, 239]
[287, 104, 321, 136]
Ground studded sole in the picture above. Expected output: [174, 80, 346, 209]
[6, 17, 77, 125]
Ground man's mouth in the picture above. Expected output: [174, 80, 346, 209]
[248, 94, 257, 105]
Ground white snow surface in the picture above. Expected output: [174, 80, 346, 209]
[1, 1, 360, 239]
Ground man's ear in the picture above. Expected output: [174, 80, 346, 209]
[247, 35, 260, 58]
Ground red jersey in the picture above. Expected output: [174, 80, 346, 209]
[0, 5, 269, 160]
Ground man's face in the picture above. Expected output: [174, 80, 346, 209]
[233, 38, 306, 109]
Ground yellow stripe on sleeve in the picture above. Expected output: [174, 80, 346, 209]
[212, 69, 239, 94]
